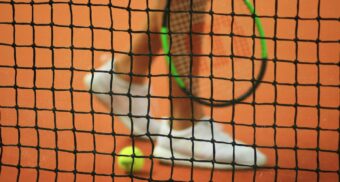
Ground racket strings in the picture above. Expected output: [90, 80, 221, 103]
[167, 0, 256, 102]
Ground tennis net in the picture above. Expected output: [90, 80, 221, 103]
[0, 0, 339, 181]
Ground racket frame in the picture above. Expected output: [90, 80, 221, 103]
[161, 0, 268, 107]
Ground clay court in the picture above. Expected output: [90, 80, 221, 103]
[0, 0, 339, 181]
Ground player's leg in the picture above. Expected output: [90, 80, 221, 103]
[154, 0, 266, 169]
[84, 0, 167, 139]
[111, 0, 167, 83]
[164, 0, 206, 130]
[170, 78, 204, 130]
[114, 0, 165, 84]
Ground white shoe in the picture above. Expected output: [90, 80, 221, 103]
[153, 119, 267, 169]
[83, 61, 161, 139]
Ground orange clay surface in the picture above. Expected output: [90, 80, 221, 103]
[0, 0, 339, 181]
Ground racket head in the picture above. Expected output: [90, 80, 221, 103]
[161, 0, 267, 106]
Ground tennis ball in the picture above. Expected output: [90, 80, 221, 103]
[118, 146, 144, 172]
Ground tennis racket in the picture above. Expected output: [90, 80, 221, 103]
[161, 0, 267, 107]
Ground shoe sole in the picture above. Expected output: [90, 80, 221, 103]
[153, 145, 256, 170]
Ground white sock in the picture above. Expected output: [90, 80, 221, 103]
[84, 60, 161, 137]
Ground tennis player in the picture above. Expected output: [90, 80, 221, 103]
[84, 0, 266, 169]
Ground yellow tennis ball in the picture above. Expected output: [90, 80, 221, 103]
[118, 146, 144, 172]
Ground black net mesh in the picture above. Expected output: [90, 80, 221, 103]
[0, 0, 339, 181]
